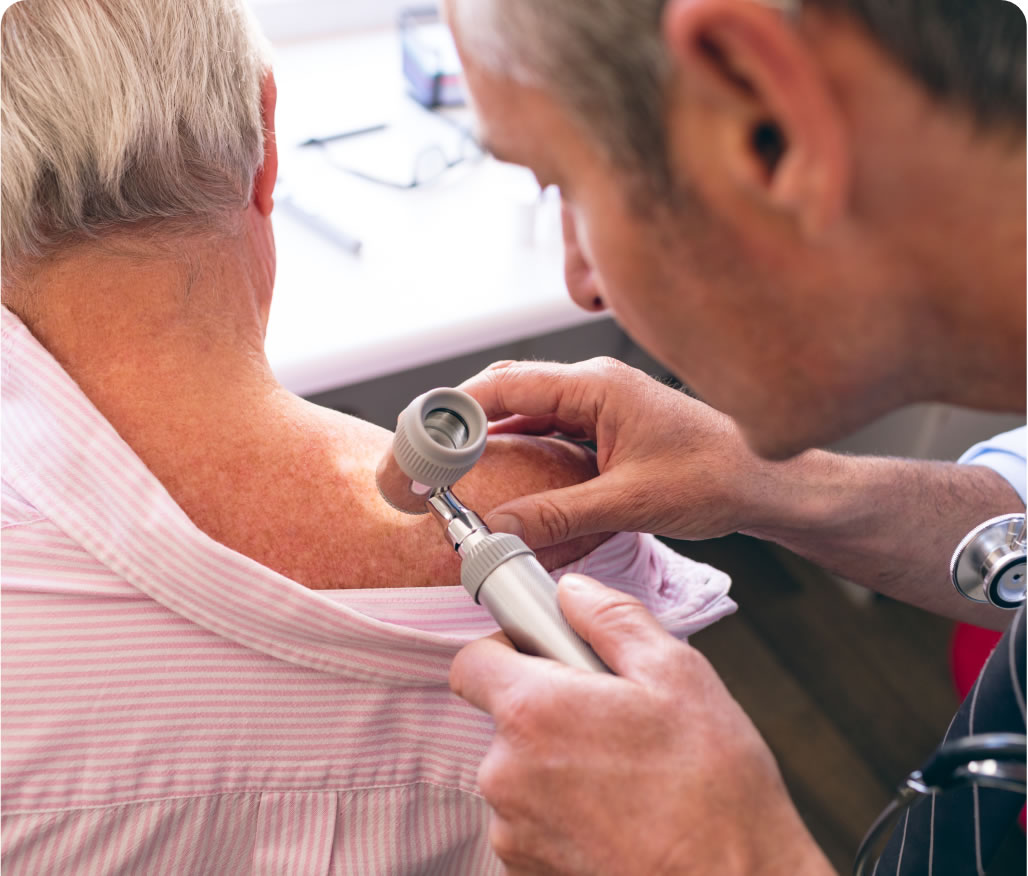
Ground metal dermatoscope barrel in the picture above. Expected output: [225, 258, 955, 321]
[376, 388, 610, 674]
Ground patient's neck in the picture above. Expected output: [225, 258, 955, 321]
[4, 230, 605, 589]
[7, 224, 286, 431]
[2, 225, 410, 590]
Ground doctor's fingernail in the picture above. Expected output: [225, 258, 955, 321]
[487, 514, 524, 539]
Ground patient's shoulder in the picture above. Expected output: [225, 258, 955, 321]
[300, 413, 610, 588]
[162, 403, 611, 590]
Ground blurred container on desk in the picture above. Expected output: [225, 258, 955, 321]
[400, 6, 465, 108]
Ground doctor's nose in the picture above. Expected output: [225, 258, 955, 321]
[564, 251, 608, 313]
[561, 204, 608, 314]
[571, 288, 608, 313]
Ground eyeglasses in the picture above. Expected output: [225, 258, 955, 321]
[311, 118, 485, 191]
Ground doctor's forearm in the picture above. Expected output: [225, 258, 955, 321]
[743, 453, 1023, 629]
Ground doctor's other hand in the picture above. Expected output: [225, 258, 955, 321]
[450, 573, 833, 876]
[458, 358, 769, 549]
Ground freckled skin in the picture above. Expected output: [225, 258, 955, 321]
[10, 246, 608, 593]
[133, 393, 608, 591]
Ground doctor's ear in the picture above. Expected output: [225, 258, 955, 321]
[661, 0, 849, 238]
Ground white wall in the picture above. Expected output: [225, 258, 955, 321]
[249, 0, 418, 42]
[827, 404, 1024, 463]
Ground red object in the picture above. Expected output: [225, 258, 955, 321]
[950, 623, 1026, 832]
[951, 623, 1003, 699]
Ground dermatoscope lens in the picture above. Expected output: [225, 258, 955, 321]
[423, 409, 469, 449]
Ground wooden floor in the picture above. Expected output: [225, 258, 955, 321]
[667, 534, 1026, 875]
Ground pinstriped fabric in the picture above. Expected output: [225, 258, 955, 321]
[0, 794, 262, 876]
[326, 787, 494, 876]
[1, 306, 736, 874]
[253, 793, 338, 876]
[872, 607, 1025, 875]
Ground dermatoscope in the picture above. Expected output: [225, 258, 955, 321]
[376, 388, 610, 674]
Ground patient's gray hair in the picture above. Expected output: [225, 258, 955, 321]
[1, 0, 270, 274]
[452, 0, 1025, 188]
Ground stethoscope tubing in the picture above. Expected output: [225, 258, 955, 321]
[852, 733, 1027, 876]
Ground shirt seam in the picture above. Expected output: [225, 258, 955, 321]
[0, 779, 486, 817]
[1, 516, 50, 531]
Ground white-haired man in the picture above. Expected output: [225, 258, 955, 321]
[0, 1, 738, 872]
[443, 0, 1027, 874]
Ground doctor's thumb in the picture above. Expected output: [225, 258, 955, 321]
[557, 574, 671, 680]
[484, 481, 609, 549]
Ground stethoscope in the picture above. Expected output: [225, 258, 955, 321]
[853, 732, 1027, 875]
[951, 513, 1027, 610]
[853, 513, 1027, 875]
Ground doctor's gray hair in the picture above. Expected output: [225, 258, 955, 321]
[1, 0, 270, 276]
[451, 0, 1025, 187]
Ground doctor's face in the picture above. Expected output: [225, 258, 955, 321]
[455, 54, 928, 459]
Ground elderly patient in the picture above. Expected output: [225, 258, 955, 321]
[0, 1, 734, 872]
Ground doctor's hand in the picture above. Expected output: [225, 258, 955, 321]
[450, 573, 833, 876]
[458, 360, 1023, 629]
[458, 357, 772, 549]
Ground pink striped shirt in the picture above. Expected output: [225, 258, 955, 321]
[1, 305, 736, 875]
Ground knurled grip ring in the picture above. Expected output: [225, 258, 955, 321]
[392, 388, 488, 488]
[460, 533, 534, 602]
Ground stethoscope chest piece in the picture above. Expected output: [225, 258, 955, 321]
[951, 513, 1027, 609]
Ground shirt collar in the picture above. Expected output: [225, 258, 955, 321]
[1, 306, 483, 687]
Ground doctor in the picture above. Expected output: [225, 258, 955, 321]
[444, 0, 1026, 873]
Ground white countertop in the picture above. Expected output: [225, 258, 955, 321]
[264, 29, 604, 397]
